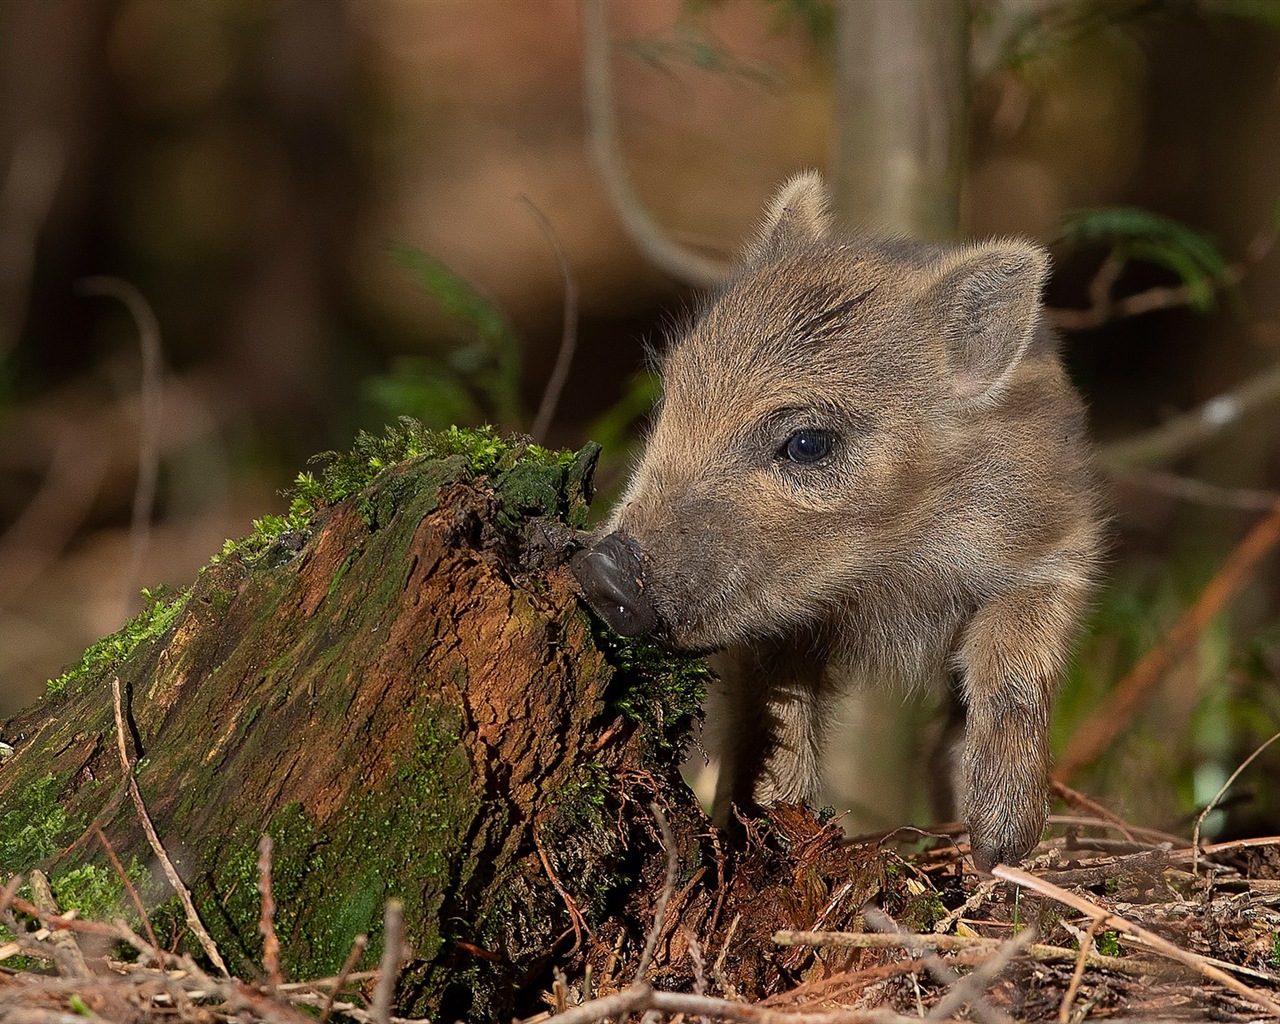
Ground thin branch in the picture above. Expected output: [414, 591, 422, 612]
[258, 834, 283, 988]
[1057, 917, 1105, 1024]
[372, 898, 404, 1024]
[1049, 216, 1277, 334]
[1056, 499, 1280, 781]
[927, 926, 1034, 1022]
[77, 277, 164, 613]
[580, 0, 729, 287]
[93, 822, 161, 955]
[863, 907, 1009, 1024]
[1192, 729, 1280, 875]
[111, 675, 230, 976]
[540, 981, 916, 1024]
[993, 864, 1280, 1016]
[521, 198, 580, 444]
[1098, 360, 1280, 469]
[317, 935, 369, 1024]
[635, 801, 679, 983]
[773, 929, 1155, 975]
[1109, 464, 1280, 512]
[27, 870, 90, 978]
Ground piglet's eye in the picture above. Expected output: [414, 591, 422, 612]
[780, 429, 834, 464]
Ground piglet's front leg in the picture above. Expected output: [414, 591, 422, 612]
[957, 584, 1087, 872]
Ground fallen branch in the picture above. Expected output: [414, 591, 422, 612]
[1097, 360, 1280, 469]
[1055, 499, 1280, 780]
[1192, 729, 1280, 875]
[772, 929, 1158, 975]
[993, 864, 1280, 1017]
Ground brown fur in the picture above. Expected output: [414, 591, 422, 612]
[581, 173, 1103, 870]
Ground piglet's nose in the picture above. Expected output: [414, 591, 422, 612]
[571, 532, 660, 638]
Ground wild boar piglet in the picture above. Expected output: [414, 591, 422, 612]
[573, 172, 1102, 871]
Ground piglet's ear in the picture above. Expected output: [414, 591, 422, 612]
[929, 240, 1050, 404]
[745, 171, 832, 261]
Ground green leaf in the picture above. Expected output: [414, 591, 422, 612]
[1056, 206, 1233, 312]
[1204, 0, 1280, 29]
[389, 243, 523, 423]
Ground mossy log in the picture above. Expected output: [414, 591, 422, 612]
[0, 426, 900, 1021]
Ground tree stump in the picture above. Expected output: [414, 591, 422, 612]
[0, 425, 712, 1020]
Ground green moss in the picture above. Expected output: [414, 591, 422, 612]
[50, 858, 154, 925]
[593, 625, 710, 755]
[46, 587, 190, 696]
[899, 888, 947, 932]
[1097, 930, 1122, 957]
[202, 703, 480, 981]
[0, 774, 77, 871]
[215, 422, 597, 560]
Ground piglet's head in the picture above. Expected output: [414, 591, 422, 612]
[573, 172, 1050, 651]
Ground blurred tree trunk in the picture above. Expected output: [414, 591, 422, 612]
[826, 0, 970, 831]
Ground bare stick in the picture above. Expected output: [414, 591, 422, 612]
[372, 898, 405, 1024]
[927, 926, 1035, 1021]
[317, 935, 369, 1024]
[1049, 780, 1137, 841]
[993, 864, 1280, 1016]
[773, 930, 1156, 975]
[635, 801, 679, 983]
[94, 822, 162, 954]
[521, 197, 580, 444]
[77, 276, 164, 611]
[27, 870, 90, 977]
[1098, 360, 1280, 469]
[1192, 728, 1280, 875]
[864, 906, 1009, 1024]
[1108, 465, 1280, 512]
[580, 0, 728, 287]
[539, 981, 916, 1024]
[1049, 218, 1276, 335]
[1056, 499, 1280, 780]
[1057, 916, 1104, 1024]
[111, 675, 230, 976]
[258, 834, 283, 988]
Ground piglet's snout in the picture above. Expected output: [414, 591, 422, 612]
[571, 532, 660, 638]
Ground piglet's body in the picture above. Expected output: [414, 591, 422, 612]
[573, 174, 1103, 871]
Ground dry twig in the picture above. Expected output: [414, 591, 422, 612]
[111, 674, 230, 976]
[521, 198, 580, 444]
[93, 822, 162, 954]
[1192, 728, 1280, 875]
[635, 801, 679, 984]
[993, 864, 1280, 1016]
[258, 834, 283, 988]
[773, 929, 1155, 975]
[372, 899, 405, 1024]
[580, 0, 728, 287]
[863, 906, 1009, 1024]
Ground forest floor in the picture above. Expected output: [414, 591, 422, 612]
[4, 779, 1279, 1024]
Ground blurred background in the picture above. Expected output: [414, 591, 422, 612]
[1, 0, 1278, 842]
